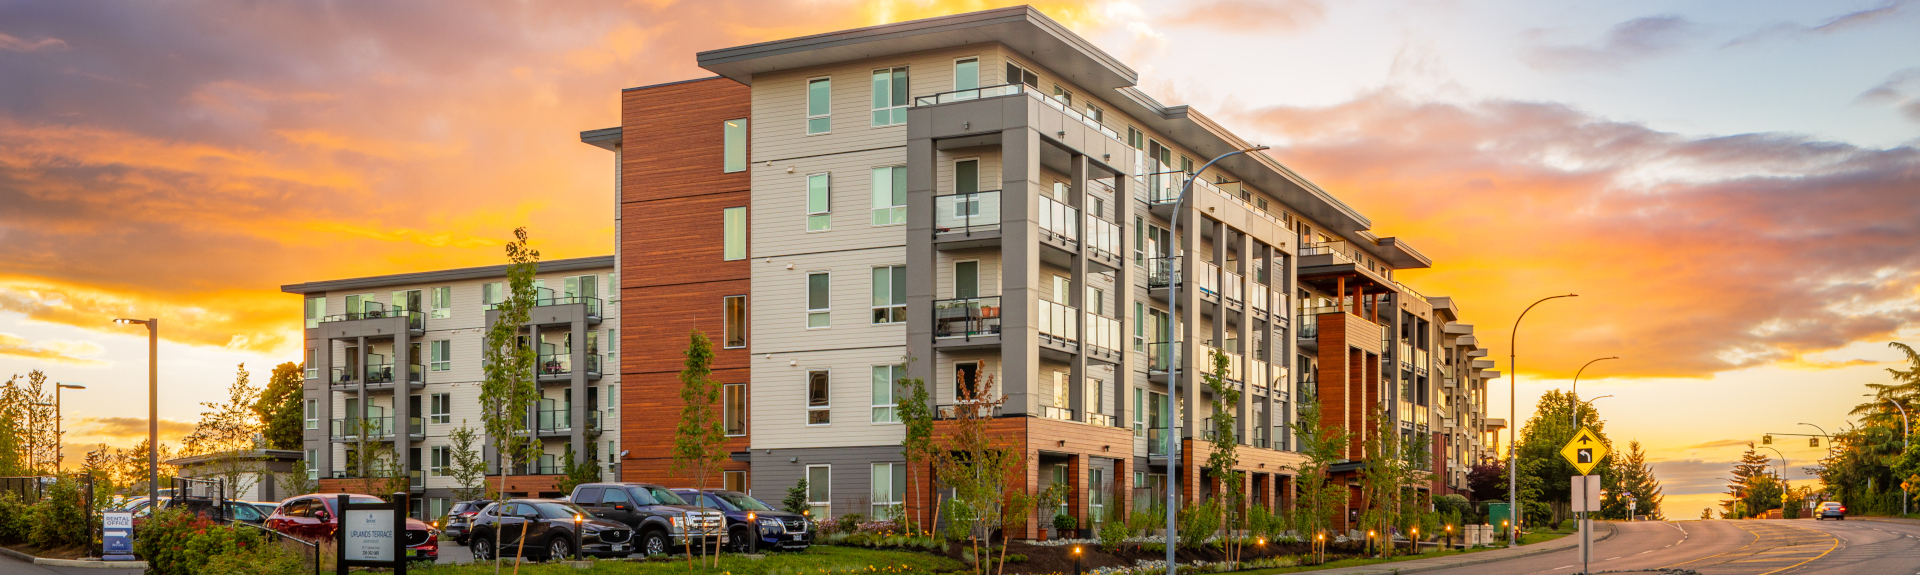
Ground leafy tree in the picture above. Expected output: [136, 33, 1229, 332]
[557, 445, 601, 501]
[897, 358, 935, 530]
[1199, 349, 1244, 565]
[182, 364, 266, 499]
[782, 478, 810, 515]
[1720, 444, 1776, 518]
[446, 422, 489, 501]
[255, 363, 305, 451]
[931, 375, 1022, 575]
[1357, 405, 1429, 557]
[1467, 461, 1507, 503]
[1607, 441, 1664, 520]
[1513, 389, 1614, 524]
[278, 459, 316, 498]
[3, 372, 59, 473]
[1286, 398, 1350, 541]
[112, 437, 175, 495]
[670, 329, 728, 566]
[479, 227, 542, 533]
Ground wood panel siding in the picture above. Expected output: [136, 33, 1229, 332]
[620, 77, 754, 485]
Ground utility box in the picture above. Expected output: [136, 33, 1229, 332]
[1487, 502, 1514, 529]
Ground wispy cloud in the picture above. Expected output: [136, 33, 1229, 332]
[1166, 0, 1326, 34]
[1525, 15, 1695, 72]
[0, 332, 106, 365]
[0, 32, 67, 52]
[1682, 439, 1753, 450]
[1856, 67, 1920, 124]
[1724, 0, 1913, 47]
[70, 416, 194, 440]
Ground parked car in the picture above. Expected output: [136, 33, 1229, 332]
[263, 493, 439, 561]
[466, 499, 634, 561]
[1816, 501, 1846, 520]
[672, 489, 811, 551]
[225, 501, 278, 525]
[568, 483, 725, 556]
[434, 500, 493, 545]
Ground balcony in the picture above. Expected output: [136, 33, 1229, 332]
[1040, 405, 1076, 421]
[1147, 427, 1170, 457]
[533, 295, 603, 320]
[533, 409, 575, 436]
[934, 190, 1001, 249]
[912, 82, 1028, 106]
[1087, 413, 1117, 428]
[1248, 360, 1271, 393]
[331, 417, 394, 440]
[320, 306, 426, 333]
[1145, 170, 1186, 205]
[1221, 268, 1244, 306]
[1038, 195, 1079, 251]
[1037, 299, 1079, 347]
[1085, 312, 1122, 364]
[1414, 348, 1430, 376]
[1197, 261, 1220, 302]
[1084, 213, 1122, 269]
[1147, 257, 1180, 290]
[1398, 342, 1413, 370]
[1197, 344, 1242, 385]
[1249, 283, 1270, 315]
[1147, 341, 1176, 381]
[933, 297, 1002, 348]
[934, 402, 1004, 420]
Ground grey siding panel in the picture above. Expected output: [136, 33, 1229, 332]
[748, 445, 905, 517]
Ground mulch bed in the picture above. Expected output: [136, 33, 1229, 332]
[926, 538, 1398, 574]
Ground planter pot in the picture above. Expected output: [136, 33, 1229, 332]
[1077, 528, 1093, 539]
[1037, 528, 1050, 541]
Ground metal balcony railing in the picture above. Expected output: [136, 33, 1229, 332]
[934, 191, 1000, 234]
[934, 403, 1003, 420]
[933, 296, 1002, 339]
[1037, 299, 1078, 345]
[1148, 257, 1180, 289]
[1040, 405, 1076, 421]
[1038, 195, 1079, 246]
[321, 307, 426, 330]
[1147, 341, 1176, 373]
[534, 296, 603, 317]
[538, 354, 572, 377]
[331, 417, 395, 439]
[1145, 170, 1186, 204]
[364, 363, 395, 385]
[1085, 312, 1122, 356]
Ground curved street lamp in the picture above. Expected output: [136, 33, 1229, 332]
[1868, 394, 1910, 516]
[1507, 294, 1576, 547]
[1568, 357, 1618, 428]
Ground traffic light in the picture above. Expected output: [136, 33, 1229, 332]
[1763, 435, 1773, 445]
[1811, 438, 1819, 448]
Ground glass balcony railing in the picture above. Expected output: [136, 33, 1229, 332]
[1297, 315, 1318, 339]
[934, 191, 1000, 234]
[1147, 427, 1170, 456]
[1398, 343, 1414, 368]
[933, 296, 1002, 339]
[1249, 283, 1270, 314]
[1086, 312, 1122, 356]
[1037, 299, 1078, 344]
[1197, 262, 1221, 299]
[1414, 348, 1430, 375]
[1145, 170, 1185, 204]
[1040, 405, 1076, 421]
[538, 354, 572, 377]
[1147, 341, 1176, 373]
[912, 82, 1027, 106]
[1038, 195, 1079, 246]
[934, 403, 1003, 420]
[1028, 89, 1123, 140]
[1248, 360, 1269, 392]
[534, 296, 603, 317]
[364, 363, 395, 385]
[1085, 213, 1120, 261]
[331, 417, 395, 439]
[1147, 257, 1180, 289]
[1087, 413, 1116, 427]
[535, 409, 572, 433]
[1198, 344, 1242, 383]
[321, 307, 426, 330]
[1222, 269, 1244, 304]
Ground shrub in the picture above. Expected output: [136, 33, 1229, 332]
[1434, 494, 1472, 519]
[0, 491, 32, 544]
[833, 513, 866, 534]
[1099, 514, 1132, 550]
[1053, 513, 1078, 532]
[135, 508, 267, 575]
[198, 538, 310, 575]
[30, 476, 90, 549]
[1176, 500, 1220, 549]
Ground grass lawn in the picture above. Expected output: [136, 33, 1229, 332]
[1518, 530, 1575, 545]
[410, 546, 965, 575]
[1237, 547, 1485, 574]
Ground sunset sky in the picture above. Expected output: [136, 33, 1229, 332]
[1, 0, 1916, 520]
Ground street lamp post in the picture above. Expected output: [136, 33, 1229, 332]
[1163, 145, 1268, 575]
[1872, 396, 1910, 516]
[1508, 294, 1576, 547]
[55, 383, 85, 471]
[113, 318, 159, 505]
[1569, 357, 1618, 429]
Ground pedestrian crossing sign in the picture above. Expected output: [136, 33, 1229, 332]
[1560, 427, 1608, 475]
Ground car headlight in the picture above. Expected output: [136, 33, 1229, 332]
[759, 518, 781, 528]
[670, 516, 685, 528]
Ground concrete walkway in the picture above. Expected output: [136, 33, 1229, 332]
[1289, 522, 1615, 574]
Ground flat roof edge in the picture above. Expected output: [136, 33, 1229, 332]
[281, 255, 614, 295]
[621, 76, 728, 92]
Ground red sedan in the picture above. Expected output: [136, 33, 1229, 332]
[263, 493, 439, 561]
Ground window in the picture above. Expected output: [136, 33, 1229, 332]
[1087, 104, 1103, 122]
[482, 282, 505, 309]
[429, 286, 451, 319]
[1052, 85, 1072, 106]
[807, 173, 831, 231]
[870, 462, 906, 519]
[1052, 276, 1072, 304]
[871, 67, 908, 126]
[871, 266, 906, 324]
[428, 498, 450, 521]
[430, 393, 451, 424]
[954, 57, 979, 91]
[305, 348, 318, 379]
[724, 384, 746, 436]
[305, 399, 318, 430]
[725, 471, 747, 493]
[870, 166, 906, 225]
[607, 328, 618, 362]
[955, 361, 981, 400]
[1133, 388, 1145, 436]
[724, 296, 747, 348]
[1052, 465, 1069, 516]
[392, 289, 422, 314]
[305, 297, 324, 329]
[1005, 62, 1038, 87]
[807, 273, 831, 328]
[723, 118, 747, 173]
[954, 261, 979, 299]
[306, 450, 319, 481]
[564, 275, 597, 301]
[1091, 469, 1106, 523]
[871, 364, 903, 423]
[1088, 286, 1105, 315]
[806, 78, 831, 134]
[723, 207, 747, 260]
[429, 340, 451, 372]
[430, 446, 449, 477]
[807, 370, 831, 425]
[806, 465, 831, 518]
[954, 159, 978, 194]
[1133, 302, 1145, 352]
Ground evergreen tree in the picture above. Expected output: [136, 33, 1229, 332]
[1721, 444, 1774, 517]
[1608, 441, 1665, 520]
[256, 362, 306, 450]
[1851, 342, 1919, 431]
[782, 478, 811, 515]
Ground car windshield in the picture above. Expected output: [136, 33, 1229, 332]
[647, 488, 688, 505]
[531, 502, 591, 520]
[718, 493, 774, 512]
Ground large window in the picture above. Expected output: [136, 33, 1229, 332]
[305, 399, 318, 430]
[724, 383, 746, 436]
[724, 296, 747, 348]
[1133, 302, 1146, 352]
[871, 364, 903, 424]
[871, 67, 908, 126]
[723, 118, 747, 173]
[807, 273, 831, 328]
[430, 446, 449, 477]
[806, 78, 831, 134]
[304, 297, 324, 329]
[429, 286, 451, 319]
[806, 465, 831, 518]
[954, 57, 978, 91]
[482, 282, 505, 310]
[429, 340, 451, 372]
[954, 261, 978, 299]
[870, 462, 906, 519]
[430, 393, 451, 424]
[871, 266, 906, 324]
[870, 166, 906, 226]
[1133, 388, 1145, 436]
[807, 370, 831, 425]
[807, 173, 831, 231]
[305, 348, 318, 380]
[954, 159, 978, 194]
[723, 207, 747, 260]
[1005, 62, 1039, 87]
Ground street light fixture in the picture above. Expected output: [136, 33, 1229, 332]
[1508, 293, 1577, 547]
[1163, 144, 1268, 575]
[1569, 357, 1618, 428]
[113, 317, 159, 505]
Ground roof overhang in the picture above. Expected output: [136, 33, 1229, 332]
[1375, 237, 1432, 269]
[281, 255, 614, 295]
[697, 6, 1135, 92]
[1481, 370, 1502, 380]
[580, 127, 621, 151]
[1427, 297, 1459, 320]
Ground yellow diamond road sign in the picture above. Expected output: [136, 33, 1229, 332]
[1560, 427, 1608, 475]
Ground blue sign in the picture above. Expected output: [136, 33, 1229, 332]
[102, 512, 134, 560]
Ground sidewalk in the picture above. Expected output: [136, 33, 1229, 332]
[1288, 522, 1614, 575]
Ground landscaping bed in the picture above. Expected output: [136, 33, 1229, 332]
[3, 543, 96, 561]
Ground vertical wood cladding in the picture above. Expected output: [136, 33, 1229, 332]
[620, 78, 752, 484]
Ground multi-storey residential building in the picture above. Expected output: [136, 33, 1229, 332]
[1427, 297, 1499, 494]
[582, 7, 1496, 534]
[282, 257, 622, 518]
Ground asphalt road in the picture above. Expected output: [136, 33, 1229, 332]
[0, 554, 126, 575]
[1419, 518, 1920, 575]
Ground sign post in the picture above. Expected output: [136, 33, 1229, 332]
[1561, 427, 1609, 575]
[101, 511, 134, 561]
[336, 493, 409, 575]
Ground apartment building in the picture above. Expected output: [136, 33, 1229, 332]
[583, 6, 1496, 534]
[1426, 297, 1499, 494]
[281, 257, 622, 518]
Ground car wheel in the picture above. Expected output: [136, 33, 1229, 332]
[472, 536, 494, 561]
[548, 537, 572, 561]
[729, 526, 750, 552]
[641, 529, 669, 556]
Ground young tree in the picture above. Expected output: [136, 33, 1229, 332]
[255, 362, 306, 450]
[783, 478, 811, 514]
[670, 330, 728, 566]
[897, 358, 935, 530]
[1286, 398, 1350, 543]
[932, 375, 1022, 575]
[479, 226, 543, 560]
[279, 459, 317, 498]
[1200, 349, 1244, 565]
[182, 364, 266, 499]
[5, 372, 59, 473]
[447, 422, 489, 501]
[1609, 441, 1665, 520]
[557, 445, 600, 499]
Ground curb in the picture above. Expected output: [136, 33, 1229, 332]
[1, 547, 148, 570]
[1294, 522, 1618, 575]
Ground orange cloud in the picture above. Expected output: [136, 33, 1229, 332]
[0, 333, 107, 365]
[1166, 0, 1326, 33]
[70, 417, 195, 441]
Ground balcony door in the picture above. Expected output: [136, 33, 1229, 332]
[955, 159, 978, 195]
[392, 289, 422, 314]
[955, 361, 981, 401]
[954, 261, 978, 299]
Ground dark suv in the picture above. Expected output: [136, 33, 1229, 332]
[569, 483, 725, 556]
[435, 500, 492, 544]
[466, 499, 633, 561]
[673, 489, 811, 551]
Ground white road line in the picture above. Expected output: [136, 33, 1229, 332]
[1607, 556, 1622, 560]
[1552, 566, 1572, 570]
